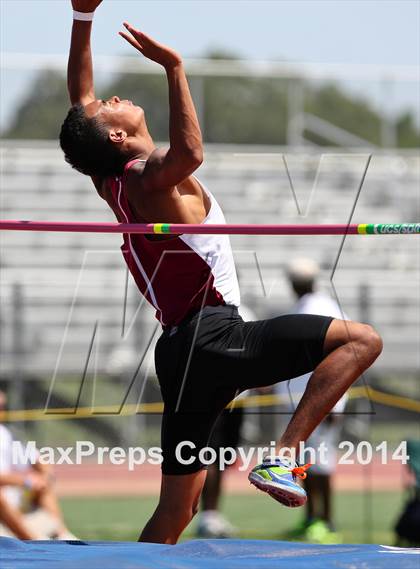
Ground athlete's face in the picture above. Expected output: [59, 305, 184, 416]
[84, 96, 145, 136]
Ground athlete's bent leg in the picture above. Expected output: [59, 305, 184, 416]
[249, 319, 382, 507]
[279, 319, 382, 452]
[139, 470, 207, 544]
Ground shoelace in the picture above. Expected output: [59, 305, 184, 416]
[291, 463, 312, 480]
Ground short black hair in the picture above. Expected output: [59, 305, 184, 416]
[59, 104, 126, 178]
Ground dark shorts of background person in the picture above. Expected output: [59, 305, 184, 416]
[155, 305, 334, 475]
[203, 407, 244, 465]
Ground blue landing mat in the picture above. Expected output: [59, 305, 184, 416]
[1, 538, 419, 569]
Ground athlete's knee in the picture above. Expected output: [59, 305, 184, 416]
[357, 323, 383, 361]
[344, 322, 382, 365]
[325, 320, 382, 365]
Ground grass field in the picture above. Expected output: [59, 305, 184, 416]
[62, 490, 403, 544]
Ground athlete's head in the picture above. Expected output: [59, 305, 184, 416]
[60, 96, 151, 178]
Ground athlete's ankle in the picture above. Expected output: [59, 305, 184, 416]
[275, 445, 298, 465]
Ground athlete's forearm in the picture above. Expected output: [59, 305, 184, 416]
[166, 65, 203, 163]
[0, 473, 26, 487]
[68, 20, 95, 106]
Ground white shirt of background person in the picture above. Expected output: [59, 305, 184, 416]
[0, 424, 38, 509]
[276, 259, 349, 417]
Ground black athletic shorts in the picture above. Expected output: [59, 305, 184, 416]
[154, 305, 334, 475]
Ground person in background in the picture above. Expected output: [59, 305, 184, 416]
[276, 259, 349, 544]
[394, 439, 420, 546]
[195, 408, 243, 538]
[0, 391, 76, 540]
[196, 303, 257, 539]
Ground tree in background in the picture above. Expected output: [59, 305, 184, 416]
[2, 60, 419, 148]
[204, 75, 288, 145]
[305, 84, 383, 146]
[4, 71, 69, 140]
[396, 113, 420, 148]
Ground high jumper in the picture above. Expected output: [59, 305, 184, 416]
[58, 0, 383, 544]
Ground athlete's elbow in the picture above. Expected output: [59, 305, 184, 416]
[189, 148, 204, 167]
[176, 148, 203, 170]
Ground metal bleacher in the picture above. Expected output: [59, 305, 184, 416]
[0, 140, 419, 377]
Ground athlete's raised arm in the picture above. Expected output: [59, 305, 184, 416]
[67, 0, 103, 106]
[119, 23, 203, 190]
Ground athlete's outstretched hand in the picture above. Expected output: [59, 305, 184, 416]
[71, 0, 103, 11]
[119, 23, 182, 70]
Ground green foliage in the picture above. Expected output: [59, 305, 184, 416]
[396, 112, 420, 147]
[305, 84, 382, 145]
[5, 70, 69, 139]
[3, 67, 419, 148]
[204, 76, 288, 144]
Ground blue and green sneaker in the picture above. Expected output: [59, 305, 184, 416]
[248, 458, 311, 507]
